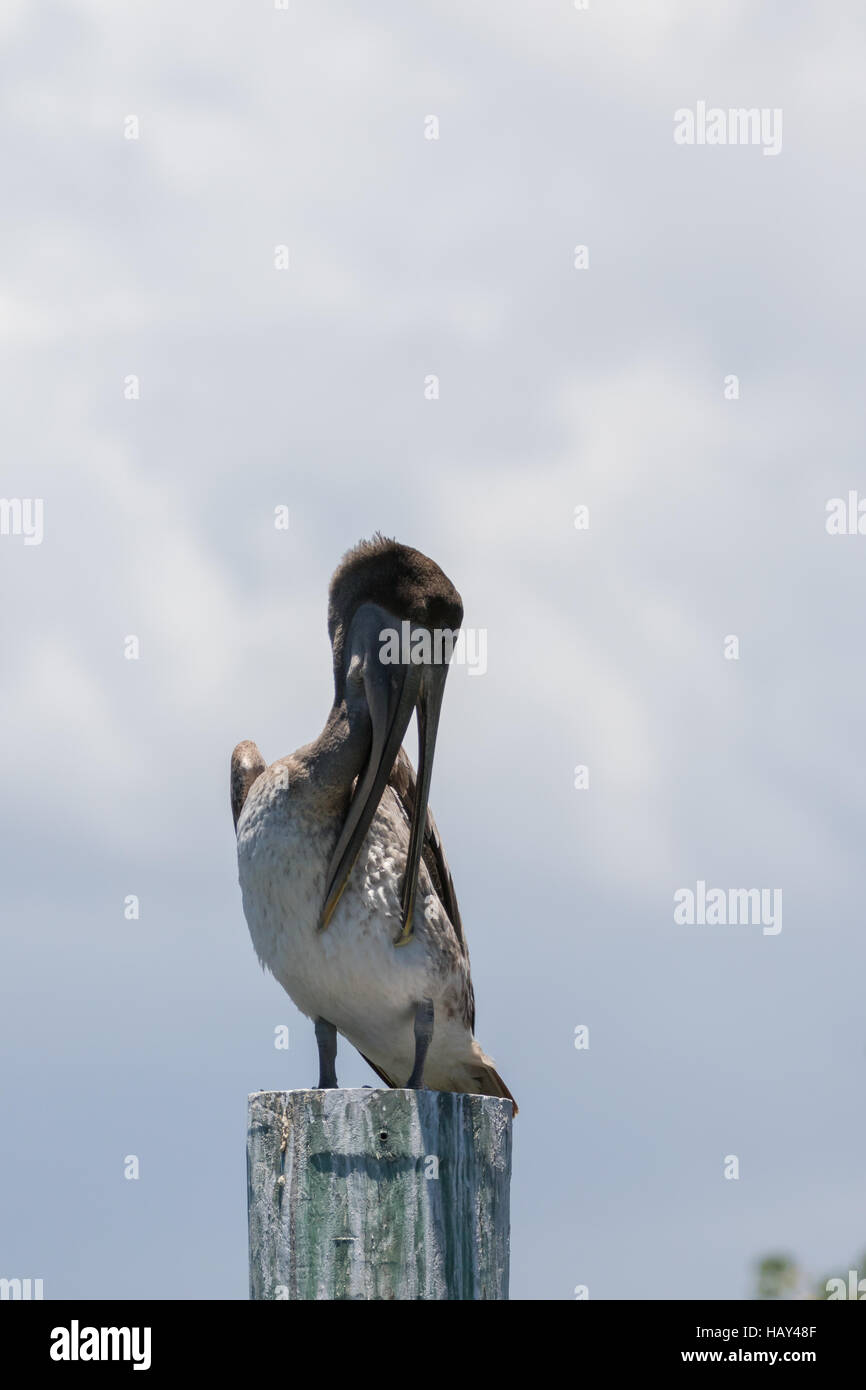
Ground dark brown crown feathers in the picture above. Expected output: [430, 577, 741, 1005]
[328, 536, 463, 658]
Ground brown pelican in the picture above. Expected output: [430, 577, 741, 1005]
[230, 536, 515, 1110]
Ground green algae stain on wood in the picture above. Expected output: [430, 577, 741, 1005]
[247, 1089, 512, 1300]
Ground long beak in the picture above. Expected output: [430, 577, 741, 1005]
[318, 654, 423, 932]
[394, 663, 447, 946]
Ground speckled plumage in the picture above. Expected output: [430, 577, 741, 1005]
[235, 748, 509, 1096]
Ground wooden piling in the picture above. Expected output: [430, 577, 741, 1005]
[247, 1088, 512, 1300]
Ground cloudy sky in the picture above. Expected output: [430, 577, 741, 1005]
[2, 0, 865, 1300]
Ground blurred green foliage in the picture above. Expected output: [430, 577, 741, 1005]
[755, 1250, 866, 1300]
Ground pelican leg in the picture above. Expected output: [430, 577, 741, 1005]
[406, 997, 434, 1089]
[314, 1017, 338, 1088]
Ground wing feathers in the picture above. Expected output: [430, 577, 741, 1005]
[230, 740, 267, 830]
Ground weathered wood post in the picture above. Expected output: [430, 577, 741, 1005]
[247, 1088, 512, 1300]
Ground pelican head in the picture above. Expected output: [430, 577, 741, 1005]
[319, 535, 463, 943]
